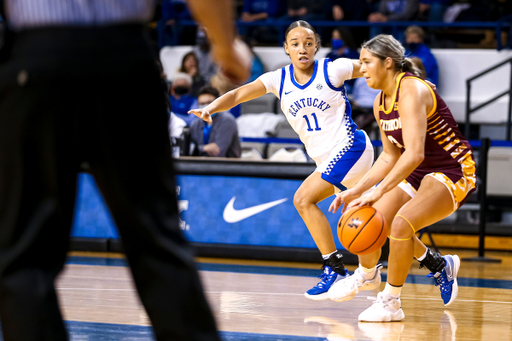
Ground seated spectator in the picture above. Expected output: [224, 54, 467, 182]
[192, 26, 219, 83]
[351, 77, 381, 136]
[241, 0, 283, 22]
[331, 0, 370, 21]
[241, 0, 285, 44]
[418, 0, 450, 21]
[178, 51, 206, 97]
[369, 0, 419, 22]
[189, 86, 241, 158]
[326, 28, 359, 93]
[169, 72, 198, 125]
[481, 0, 512, 48]
[404, 25, 439, 86]
[444, 0, 488, 23]
[326, 28, 359, 61]
[157, 0, 194, 47]
[285, 0, 326, 21]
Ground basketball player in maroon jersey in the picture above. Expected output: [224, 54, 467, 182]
[328, 34, 476, 322]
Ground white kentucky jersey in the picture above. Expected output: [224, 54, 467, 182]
[258, 58, 358, 159]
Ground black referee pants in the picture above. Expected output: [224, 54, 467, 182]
[0, 25, 220, 341]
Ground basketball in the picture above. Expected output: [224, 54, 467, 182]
[337, 206, 388, 255]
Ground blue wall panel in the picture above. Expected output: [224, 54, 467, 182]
[71, 173, 344, 250]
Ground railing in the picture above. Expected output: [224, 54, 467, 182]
[174, 19, 512, 50]
[465, 58, 512, 141]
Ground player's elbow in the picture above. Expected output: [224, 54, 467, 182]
[411, 151, 424, 166]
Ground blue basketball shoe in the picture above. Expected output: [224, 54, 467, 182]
[427, 255, 460, 306]
[305, 266, 348, 300]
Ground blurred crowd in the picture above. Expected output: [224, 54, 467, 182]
[154, 0, 512, 47]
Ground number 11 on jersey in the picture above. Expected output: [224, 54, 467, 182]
[303, 113, 321, 131]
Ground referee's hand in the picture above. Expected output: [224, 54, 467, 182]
[213, 38, 251, 85]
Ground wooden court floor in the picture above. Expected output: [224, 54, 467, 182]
[11, 249, 512, 340]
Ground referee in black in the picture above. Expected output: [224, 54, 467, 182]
[0, 1, 249, 340]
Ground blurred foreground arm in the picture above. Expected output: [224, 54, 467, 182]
[187, 0, 251, 83]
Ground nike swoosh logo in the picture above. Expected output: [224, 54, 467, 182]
[223, 197, 288, 223]
[284, 91, 293, 95]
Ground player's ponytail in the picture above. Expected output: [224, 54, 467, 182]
[400, 57, 423, 78]
[362, 35, 422, 78]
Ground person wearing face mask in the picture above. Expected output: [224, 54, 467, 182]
[404, 25, 439, 86]
[189, 86, 241, 157]
[192, 26, 219, 83]
[326, 28, 359, 93]
[170, 72, 198, 125]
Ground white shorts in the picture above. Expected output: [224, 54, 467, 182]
[314, 130, 374, 191]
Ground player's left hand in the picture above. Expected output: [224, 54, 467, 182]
[350, 189, 383, 208]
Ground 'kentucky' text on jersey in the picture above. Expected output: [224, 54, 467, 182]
[259, 58, 359, 159]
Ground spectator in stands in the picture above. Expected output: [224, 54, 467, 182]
[443, 0, 488, 22]
[189, 86, 241, 158]
[331, 0, 371, 21]
[157, 0, 194, 47]
[241, 0, 284, 22]
[368, 0, 419, 22]
[285, 0, 326, 21]
[326, 28, 359, 61]
[170, 72, 198, 125]
[481, 0, 512, 48]
[178, 51, 206, 97]
[193, 26, 219, 83]
[326, 28, 359, 93]
[240, 0, 285, 45]
[418, 0, 450, 21]
[404, 25, 439, 86]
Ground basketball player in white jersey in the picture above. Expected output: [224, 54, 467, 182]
[189, 21, 379, 300]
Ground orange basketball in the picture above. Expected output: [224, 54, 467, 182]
[337, 206, 388, 255]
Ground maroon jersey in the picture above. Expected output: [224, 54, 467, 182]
[378, 72, 474, 187]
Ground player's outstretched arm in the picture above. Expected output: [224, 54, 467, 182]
[188, 79, 267, 122]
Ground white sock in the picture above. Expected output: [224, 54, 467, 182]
[358, 264, 377, 280]
[384, 282, 402, 297]
[322, 250, 337, 260]
[416, 248, 428, 261]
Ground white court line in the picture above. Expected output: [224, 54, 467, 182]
[55, 288, 512, 305]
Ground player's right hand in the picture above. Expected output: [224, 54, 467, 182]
[188, 108, 212, 123]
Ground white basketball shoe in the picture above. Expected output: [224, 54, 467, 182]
[328, 265, 382, 302]
[358, 292, 405, 322]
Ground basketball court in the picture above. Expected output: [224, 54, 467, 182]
[29, 248, 512, 340]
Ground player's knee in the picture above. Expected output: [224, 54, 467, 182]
[293, 190, 312, 212]
[390, 216, 414, 239]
